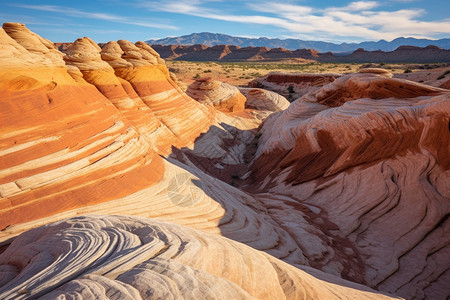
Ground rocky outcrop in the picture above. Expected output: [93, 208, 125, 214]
[178, 44, 237, 61]
[0, 22, 221, 233]
[239, 88, 290, 112]
[0, 23, 164, 232]
[150, 43, 450, 63]
[222, 46, 270, 61]
[249, 72, 341, 101]
[152, 44, 209, 60]
[319, 45, 450, 63]
[186, 77, 246, 112]
[0, 215, 397, 300]
[1, 22, 448, 300]
[248, 69, 450, 299]
[0, 24, 299, 275]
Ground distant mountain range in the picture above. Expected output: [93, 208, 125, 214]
[147, 32, 450, 53]
[150, 44, 450, 63]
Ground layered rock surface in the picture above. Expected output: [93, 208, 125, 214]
[248, 69, 450, 299]
[151, 43, 450, 63]
[0, 23, 448, 300]
[0, 22, 218, 232]
[0, 215, 397, 300]
[186, 77, 246, 112]
[239, 88, 290, 112]
[249, 72, 341, 101]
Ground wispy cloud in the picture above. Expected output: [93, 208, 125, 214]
[12, 4, 178, 30]
[141, 0, 450, 41]
[391, 0, 419, 2]
[345, 1, 379, 11]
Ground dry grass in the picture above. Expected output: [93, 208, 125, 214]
[166, 60, 447, 87]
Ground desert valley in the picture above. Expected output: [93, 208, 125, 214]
[0, 19, 449, 300]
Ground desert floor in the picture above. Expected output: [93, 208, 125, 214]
[167, 60, 450, 87]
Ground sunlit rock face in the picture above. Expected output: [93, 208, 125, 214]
[0, 22, 448, 300]
[186, 77, 246, 112]
[0, 23, 164, 230]
[249, 69, 450, 299]
[0, 22, 222, 233]
[239, 87, 290, 112]
[0, 23, 303, 272]
[0, 215, 397, 300]
[249, 71, 341, 100]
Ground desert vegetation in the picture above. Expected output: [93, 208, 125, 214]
[167, 60, 450, 86]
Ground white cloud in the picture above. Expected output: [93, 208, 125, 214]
[345, 1, 379, 11]
[141, 0, 450, 41]
[12, 4, 178, 30]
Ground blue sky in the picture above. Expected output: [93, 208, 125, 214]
[1, 0, 450, 43]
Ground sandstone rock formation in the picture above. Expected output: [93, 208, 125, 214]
[393, 67, 450, 89]
[249, 72, 341, 101]
[151, 43, 450, 63]
[0, 215, 396, 300]
[319, 45, 450, 63]
[248, 69, 450, 299]
[239, 88, 290, 112]
[186, 77, 246, 112]
[0, 23, 448, 300]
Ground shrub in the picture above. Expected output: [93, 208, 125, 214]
[404, 69, 412, 73]
[437, 70, 450, 80]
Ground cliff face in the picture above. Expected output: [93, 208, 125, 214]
[186, 77, 246, 112]
[0, 23, 227, 233]
[249, 69, 450, 299]
[249, 72, 341, 101]
[0, 24, 163, 228]
[151, 43, 450, 63]
[0, 23, 449, 300]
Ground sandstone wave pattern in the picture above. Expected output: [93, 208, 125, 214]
[249, 69, 450, 299]
[0, 23, 449, 300]
[186, 77, 246, 112]
[0, 215, 399, 300]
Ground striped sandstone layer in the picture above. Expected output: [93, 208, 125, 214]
[0, 24, 161, 230]
[249, 72, 342, 101]
[0, 23, 309, 272]
[0, 215, 397, 300]
[0, 22, 447, 300]
[249, 69, 450, 299]
[186, 77, 246, 112]
[0, 23, 217, 231]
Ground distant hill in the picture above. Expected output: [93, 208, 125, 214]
[147, 32, 450, 53]
[151, 44, 450, 63]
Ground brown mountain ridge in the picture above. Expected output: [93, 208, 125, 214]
[150, 44, 450, 63]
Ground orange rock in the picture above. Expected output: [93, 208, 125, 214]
[0, 24, 165, 230]
[249, 71, 450, 299]
[187, 77, 246, 112]
[249, 71, 341, 100]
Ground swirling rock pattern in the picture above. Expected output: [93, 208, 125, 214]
[0, 22, 448, 300]
[0, 23, 166, 230]
[249, 70, 450, 299]
[249, 71, 341, 101]
[186, 77, 246, 112]
[239, 87, 290, 112]
[0, 215, 397, 300]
